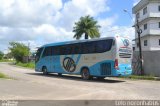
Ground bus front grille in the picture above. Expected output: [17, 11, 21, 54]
[100, 63, 111, 75]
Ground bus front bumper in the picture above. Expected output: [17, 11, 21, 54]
[114, 69, 132, 77]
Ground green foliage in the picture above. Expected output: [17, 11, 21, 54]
[73, 15, 101, 40]
[4, 52, 13, 59]
[0, 59, 15, 62]
[16, 62, 35, 69]
[0, 72, 9, 79]
[0, 51, 4, 60]
[120, 75, 155, 80]
[9, 42, 29, 62]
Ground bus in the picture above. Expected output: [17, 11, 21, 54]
[35, 36, 132, 80]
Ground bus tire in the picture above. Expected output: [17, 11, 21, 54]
[81, 68, 92, 80]
[42, 67, 48, 75]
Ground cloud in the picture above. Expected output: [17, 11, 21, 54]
[98, 15, 135, 40]
[0, 0, 135, 53]
[0, 0, 63, 27]
[0, 0, 111, 52]
[53, 0, 110, 31]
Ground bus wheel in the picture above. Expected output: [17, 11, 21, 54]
[42, 67, 48, 75]
[97, 77, 105, 80]
[81, 68, 92, 80]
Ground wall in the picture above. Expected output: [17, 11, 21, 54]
[134, 2, 160, 39]
[134, 2, 160, 22]
[149, 2, 160, 17]
[135, 19, 160, 38]
[132, 51, 160, 77]
[135, 35, 160, 51]
[134, 36, 151, 51]
[150, 35, 160, 50]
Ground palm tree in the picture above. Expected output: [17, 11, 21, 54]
[73, 15, 101, 40]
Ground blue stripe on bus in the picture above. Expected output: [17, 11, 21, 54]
[76, 54, 81, 64]
[71, 55, 74, 59]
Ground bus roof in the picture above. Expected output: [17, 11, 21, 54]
[41, 36, 126, 47]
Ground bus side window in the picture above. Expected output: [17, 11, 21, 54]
[60, 46, 65, 55]
[96, 40, 113, 53]
[48, 47, 52, 56]
[96, 41, 105, 53]
[64, 45, 71, 55]
[53, 46, 60, 55]
[87, 42, 96, 53]
[74, 44, 81, 54]
[82, 42, 89, 54]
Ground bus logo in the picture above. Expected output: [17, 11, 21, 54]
[63, 57, 76, 72]
[123, 39, 129, 47]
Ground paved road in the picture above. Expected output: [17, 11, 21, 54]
[0, 62, 160, 100]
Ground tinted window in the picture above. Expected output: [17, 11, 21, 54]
[69, 45, 75, 54]
[82, 42, 96, 54]
[35, 47, 43, 63]
[42, 47, 52, 57]
[96, 39, 113, 53]
[53, 46, 60, 55]
[42, 39, 113, 57]
[74, 43, 81, 54]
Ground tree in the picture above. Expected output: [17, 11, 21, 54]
[4, 52, 13, 59]
[73, 15, 101, 40]
[0, 51, 4, 60]
[9, 42, 29, 62]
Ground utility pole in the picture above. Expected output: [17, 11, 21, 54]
[123, 9, 143, 75]
[136, 19, 143, 75]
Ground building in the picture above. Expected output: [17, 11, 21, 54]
[132, 0, 160, 51]
[132, 0, 160, 77]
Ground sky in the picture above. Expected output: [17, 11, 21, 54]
[0, 0, 140, 53]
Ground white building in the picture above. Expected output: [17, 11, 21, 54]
[132, 0, 160, 51]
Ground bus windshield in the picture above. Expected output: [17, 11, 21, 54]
[35, 47, 43, 63]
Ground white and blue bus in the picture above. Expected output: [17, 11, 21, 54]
[35, 36, 132, 80]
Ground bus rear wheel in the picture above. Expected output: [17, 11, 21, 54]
[42, 67, 48, 75]
[81, 68, 92, 80]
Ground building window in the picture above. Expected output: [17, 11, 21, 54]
[159, 39, 160, 46]
[133, 47, 135, 51]
[159, 22, 160, 28]
[136, 12, 140, 19]
[144, 23, 147, 30]
[143, 7, 147, 15]
[144, 40, 147, 46]
[159, 6, 160, 11]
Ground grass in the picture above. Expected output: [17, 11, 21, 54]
[0, 59, 15, 62]
[119, 75, 156, 80]
[16, 62, 35, 69]
[0, 72, 9, 79]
